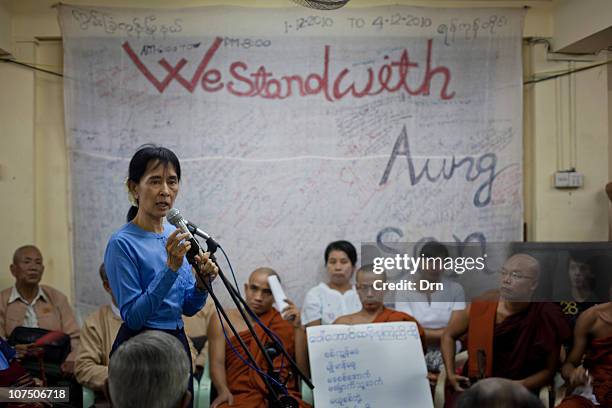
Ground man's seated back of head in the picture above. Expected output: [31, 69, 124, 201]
[107, 330, 190, 408]
[456, 378, 544, 408]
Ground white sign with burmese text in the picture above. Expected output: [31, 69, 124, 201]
[307, 322, 432, 407]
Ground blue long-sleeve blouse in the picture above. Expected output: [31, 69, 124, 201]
[104, 222, 207, 330]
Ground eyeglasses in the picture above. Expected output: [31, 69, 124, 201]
[499, 269, 534, 281]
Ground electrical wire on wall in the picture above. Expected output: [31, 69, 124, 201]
[0, 58, 63, 77]
[3, 50, 609, 87]
[524, 36, 611, 180]
[554, 76, 563, 172]
[569, 60, 577, 171]
[524, 58, 612, 85]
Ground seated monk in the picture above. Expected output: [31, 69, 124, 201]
[334, 264, 426, 351]
[208, 267, 310, 408]
[557, 299, 612, 408]
[334, 264, 430, 387]
[441, 254, 570, 405]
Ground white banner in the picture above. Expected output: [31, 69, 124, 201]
[307, 322, 431, 407]
[59, 5, 524, 313]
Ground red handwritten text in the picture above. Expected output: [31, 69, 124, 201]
[123, 37, 455, 101]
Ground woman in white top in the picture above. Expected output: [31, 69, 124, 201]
[395, 241, 466, 373]
[301, 241, 362, 326]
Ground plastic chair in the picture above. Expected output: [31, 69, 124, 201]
[301, 380, 314, 406]
[191, 377, 200, 407]
[197, 362, 212, 408]
[82, 386, 95, 408]
[539, 372, 565, 408]
[434, 351, 468, 408]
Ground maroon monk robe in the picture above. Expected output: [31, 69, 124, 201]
[467, 297, 570, 380]
[219, 308, 310, 408]
[557, 335, 612, 408]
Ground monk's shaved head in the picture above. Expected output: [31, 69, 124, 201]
[355, 264, 386, 310]
[356, 264, 387, 283]
[245, 267, 279, 315]
[248, 267, 280, 284]
[499, 253, 541, 302]
[457, 378, 543, 408]
[12, 245, 41, 265]
[505, 254, 540, 281]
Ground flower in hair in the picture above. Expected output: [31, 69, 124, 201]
[125, 178, 138, 207]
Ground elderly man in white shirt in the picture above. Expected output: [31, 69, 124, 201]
[0, 245, 80, 374]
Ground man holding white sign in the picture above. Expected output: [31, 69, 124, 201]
[307, 265, 431, 407]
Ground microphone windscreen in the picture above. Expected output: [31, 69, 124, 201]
[166, 208, 183, 226]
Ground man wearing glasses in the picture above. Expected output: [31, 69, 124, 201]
[441, 254, 570, 403]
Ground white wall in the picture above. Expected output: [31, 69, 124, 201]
[552, 0, 612, 51]
[0, 1, 11, 55]
[34, 41, 73, 300]
[0, 41, 35, 288]
[608, 61, 612, 239]
[526, 44, 609, 240]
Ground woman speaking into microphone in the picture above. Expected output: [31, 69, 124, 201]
[104, 144, 218, 406]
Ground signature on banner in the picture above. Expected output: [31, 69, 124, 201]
[71, 8, 182, 38]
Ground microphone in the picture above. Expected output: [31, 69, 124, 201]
[265, 342, 281, 360]
[183, 217, 219, 254]
[166, 208, 201, 266]
[186, 221, 212, 240]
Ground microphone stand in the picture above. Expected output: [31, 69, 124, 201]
[205, 236, 313, 393]
[187, 237, 313, 408]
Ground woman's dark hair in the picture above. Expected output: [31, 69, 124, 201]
[567, 252, 598, 291]
[568, 252, 596, 268]
[126, 144, 181, 222]
[324, 240, 357, 266]
[420, 241, 449, 259]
